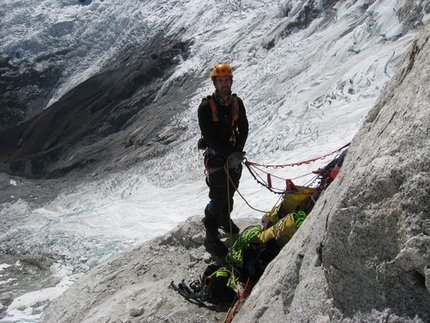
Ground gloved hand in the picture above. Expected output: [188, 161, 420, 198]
[227, 152, 245, 169]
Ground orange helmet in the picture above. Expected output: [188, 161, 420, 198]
[210, 63, 233, 80]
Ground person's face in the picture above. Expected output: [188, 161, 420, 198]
[214, 76, 232, 97]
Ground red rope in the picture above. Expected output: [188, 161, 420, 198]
[246, 142, 350, 168]
[226, 277, 252, 323]
[246, 161, 316, 193]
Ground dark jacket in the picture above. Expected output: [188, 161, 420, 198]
[198, 93, 248, 158]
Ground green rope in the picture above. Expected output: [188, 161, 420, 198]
[294, 211, 307, 228]
[227, 225, 263, 264]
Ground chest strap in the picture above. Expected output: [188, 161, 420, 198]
[206, 95, 239, 127]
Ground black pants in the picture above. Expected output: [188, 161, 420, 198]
[204, 153, 242, 231]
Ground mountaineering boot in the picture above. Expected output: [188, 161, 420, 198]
[218, 214, 240, 234]
[204, 230, 229, 261]
[203, 205, 229, 261]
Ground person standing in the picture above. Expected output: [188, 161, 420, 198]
[198, 63, 249, 260]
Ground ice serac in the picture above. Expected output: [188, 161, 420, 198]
[234, 20, 430, 323]
[39, 20, 430, 323]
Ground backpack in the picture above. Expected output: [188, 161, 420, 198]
[171, 228, 276, 307]
[258, 211, 307, 248]
[264, 184, 315, 224]
[171, 264, 238, 304]
[201, 264, 238, 303]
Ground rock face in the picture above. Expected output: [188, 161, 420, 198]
[233, 20, 430, 323]
[39, 21, 430, 323]
[39, 216, 260, 323]
[0, 38, 193, 179]
[0, 56, 62, 132]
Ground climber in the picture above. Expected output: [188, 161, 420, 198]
[198, 63, 249, 260]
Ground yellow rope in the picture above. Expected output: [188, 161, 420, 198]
[224, 161, 284, 236]
[224, 162, 269, 214]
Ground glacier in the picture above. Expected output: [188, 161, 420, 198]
[0, 0, 429, 321]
